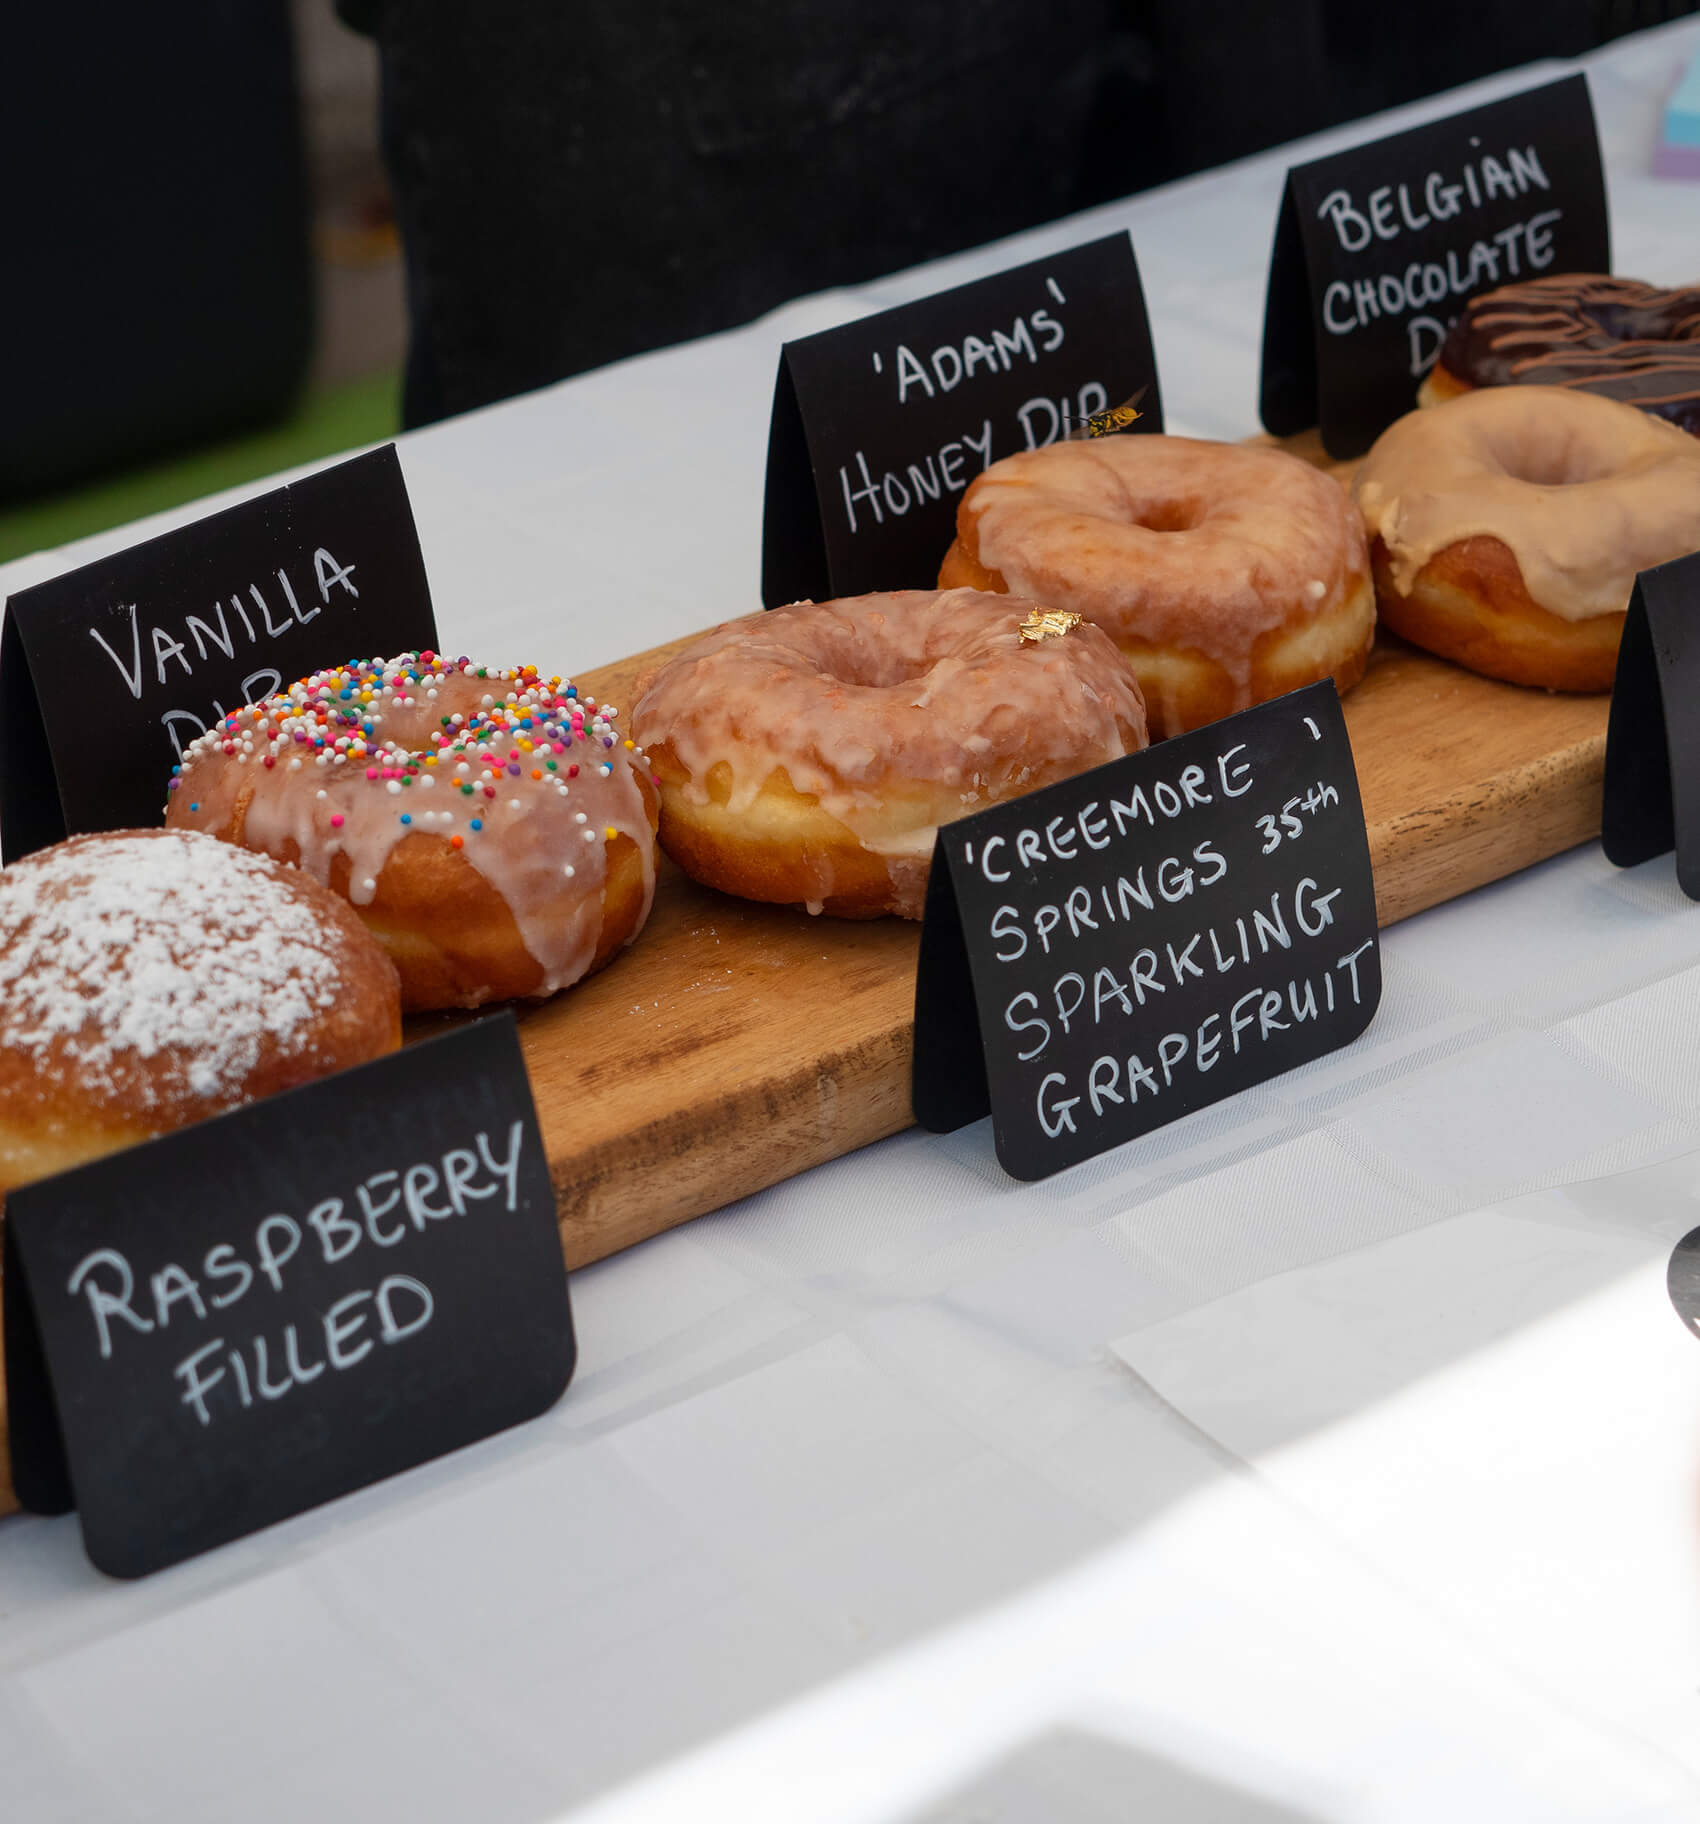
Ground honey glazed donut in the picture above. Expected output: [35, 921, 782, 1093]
[166, 651, 660, 1010]
[1353, 385, 1700, 690]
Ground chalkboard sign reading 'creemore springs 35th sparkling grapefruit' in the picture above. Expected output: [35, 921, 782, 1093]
[912, 685, 1381, 1181]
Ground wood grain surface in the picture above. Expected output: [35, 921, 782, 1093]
[517, 617, 1608, 1277]
[0, 433, 1617, 1527]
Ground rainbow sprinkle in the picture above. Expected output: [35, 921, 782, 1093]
[168, 652, 650, 841]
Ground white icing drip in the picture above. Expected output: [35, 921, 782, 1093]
[0, 829, 338, 1108]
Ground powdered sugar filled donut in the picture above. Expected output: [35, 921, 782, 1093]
[0, 827, 400, 1193]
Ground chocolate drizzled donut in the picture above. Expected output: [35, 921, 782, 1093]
[1432, 275, 1700, 435]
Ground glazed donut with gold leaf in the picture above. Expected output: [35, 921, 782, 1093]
[631, 589, 1149, 920]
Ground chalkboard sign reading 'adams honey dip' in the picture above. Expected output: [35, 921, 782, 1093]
[762, 233, 1161, 606]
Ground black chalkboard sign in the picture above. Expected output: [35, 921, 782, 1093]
[913, 684, 1380, 1179]
[1602, 552, 1700, 897]
[0, 445, 436, 862]
[762, 233, 1162, 605]
[1260, 74, 1608, 459]
[3, 1014, 572, 1578]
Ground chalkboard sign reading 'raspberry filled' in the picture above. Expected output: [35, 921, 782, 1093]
[4, 1015, 570, 1578]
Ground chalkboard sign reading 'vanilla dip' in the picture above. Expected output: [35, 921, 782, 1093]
[913, 684, 1380, 1180]
[0, 445, 436, 861]
[762, 232, 1162, 605]
[1261, 73, 1608, 458]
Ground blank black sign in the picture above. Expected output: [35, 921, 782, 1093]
[762, 232, 1162, 606]
[1602, 552, 1700, 896]
[1260, 73, 1608, 458]
[913, 685, 1380, 1180]
[0, 444, 436, 861]
[3, 1014, 572, 1578]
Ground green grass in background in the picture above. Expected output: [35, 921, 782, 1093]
[0, 368, 401, 567]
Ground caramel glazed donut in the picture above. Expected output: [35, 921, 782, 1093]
[1419, 274, 1700, 435]
[1353, 385, 1700, 691]
[631, 588, 1149, 920]
[167, 652, 659, 1010]
[939, 435, 1375, 740]
[0, 828, 400, 1196]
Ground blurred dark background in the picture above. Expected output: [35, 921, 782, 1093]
[1, 0, 1696, 556]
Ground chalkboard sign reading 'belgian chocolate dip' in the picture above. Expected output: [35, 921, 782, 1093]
[762, 232, 1162, 606]
[0, 444, 437, 862]
[3, 1015, 571, 1579]
[1260, 73, 1608, 459]
[913, 684, 1380, 1180]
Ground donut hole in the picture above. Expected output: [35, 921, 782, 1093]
[1132, 496, 1207, 534]
[1490, 433, 1622, 489]
[814, 642, 936, 690]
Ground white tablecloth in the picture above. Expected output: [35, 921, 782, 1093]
[5, 21, 1700, 1823]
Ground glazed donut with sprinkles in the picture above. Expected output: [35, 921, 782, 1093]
[165, 651, 660, 1010]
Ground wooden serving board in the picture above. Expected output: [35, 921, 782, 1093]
[513, 616, 1609, 1275]
[0, 433, 1615, 1522]
[525, 421, 1611, 1269]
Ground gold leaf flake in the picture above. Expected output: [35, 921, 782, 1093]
[1017, 608, 1083, 644]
